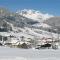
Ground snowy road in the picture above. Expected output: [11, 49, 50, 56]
[0, 47, 60, 60]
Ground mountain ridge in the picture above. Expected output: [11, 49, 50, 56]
[16, 9, 54, 22]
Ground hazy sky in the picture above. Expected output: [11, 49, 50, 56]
[0, 0, 60, 16]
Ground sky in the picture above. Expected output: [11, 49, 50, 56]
[0, 0, 60, 16]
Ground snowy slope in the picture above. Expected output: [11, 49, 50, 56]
[16, 9, 53, 22]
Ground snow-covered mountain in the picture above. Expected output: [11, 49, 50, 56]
[0, 8, 59, 48]
[16, 9, 53, 22]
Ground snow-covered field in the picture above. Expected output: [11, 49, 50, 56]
[0, 47, 60, 60]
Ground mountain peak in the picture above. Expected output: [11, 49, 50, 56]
[16, 9, 54, 22]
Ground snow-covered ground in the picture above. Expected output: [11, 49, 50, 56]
[0, 47, 60, 60]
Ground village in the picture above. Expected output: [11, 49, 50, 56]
[0, 30, 59, 50]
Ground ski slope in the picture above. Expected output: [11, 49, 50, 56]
[0, 47, 60, 60]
